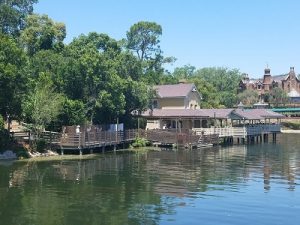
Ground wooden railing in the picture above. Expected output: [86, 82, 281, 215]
[10, 131, 61, 143]
[193, 124, 281, 137]
[59, 129, 140, 149]
[139, 129, 219, 146]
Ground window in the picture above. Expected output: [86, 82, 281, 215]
[194, 120, 201, 128]
[153, 100, 158, 109]
[194, 105, 197, 109]
[190, 104, 193, 109]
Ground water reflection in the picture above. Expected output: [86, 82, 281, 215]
[0, 134, 300, 225]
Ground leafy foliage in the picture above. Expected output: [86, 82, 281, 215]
[0, 2, 249, 136]
[0, 34, 27, 119]
[237, 89, 259, 106]
[131, 137, 149, 148]
[126, 21, 162, 61]
[22, 74, 63, 135]
[269, 87, 289, 106]
[0, 0, 38, 37]
[169, 66, 242, 108]
[20, 14, 66, 55]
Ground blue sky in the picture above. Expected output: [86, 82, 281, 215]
[35, 0, 300, 78]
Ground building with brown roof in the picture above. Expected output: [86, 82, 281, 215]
[239, 67, 300, 102]
[142, 83, 284, 130]
[152, 83, 201, 110]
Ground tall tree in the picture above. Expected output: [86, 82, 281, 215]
[126, 21, 162, 61]
[269, 87, 289, 107]
[192, 67, 242, 107]
[0, 0, 38, 37]
[0, 34, 27, 120]
[22, 73, 63, 136]
[172, 65, 196, 80]
[20, 14, 66, 55]
[237, 89, 259, 107]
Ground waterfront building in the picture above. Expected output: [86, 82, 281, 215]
[142, 83, 284, 130]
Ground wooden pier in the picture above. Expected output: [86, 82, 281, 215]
[193, 124, 281, 144]
[57, 127, 219, 154]
[10, 124, 281, 154]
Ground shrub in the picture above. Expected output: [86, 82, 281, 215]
[35, 138, 48, 153]
[131, 137, 149, 148]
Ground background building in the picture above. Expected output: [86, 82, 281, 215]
[239, 67, 300, 103]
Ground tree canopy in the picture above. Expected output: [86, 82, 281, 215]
[0, 0, 38, 37]
[126, 21, 162, 61]
[0, 0, 253, 135]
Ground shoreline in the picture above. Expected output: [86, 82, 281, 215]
[281, 129, 300, 133]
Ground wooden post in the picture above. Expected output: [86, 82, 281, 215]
[49, 131, 52, 150]
[137, 117, 140, 138]
[116, 118, 119, 143]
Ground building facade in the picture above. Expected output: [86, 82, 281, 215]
[142, 83, 284, 130]
[239, 67, 300, 102]
[152, 83, 202, 110]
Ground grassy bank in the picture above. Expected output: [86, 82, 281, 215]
[281, 118, 300, 130]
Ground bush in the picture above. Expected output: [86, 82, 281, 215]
[35, 138, 48, 153]
[131, 137, 149, 148]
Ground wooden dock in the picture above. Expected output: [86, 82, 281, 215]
[58, 128, 219, 153]
[193, 124, 281, 144]
[9, 123, 281, 154]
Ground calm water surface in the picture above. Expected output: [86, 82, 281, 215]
[0, 134, 300, 225]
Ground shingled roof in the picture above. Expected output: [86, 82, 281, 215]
[141, 109, 209, 118]
[154, 83, 196, 98]
[140, 108, 284, 120]
[232, 109, 285, 120]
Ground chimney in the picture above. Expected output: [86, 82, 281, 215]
[290, 67, 295, 72]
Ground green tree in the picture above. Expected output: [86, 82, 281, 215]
[23, 74, 63, 137]
[190, 77, 221, 108]
[27, 49, 66, 91]
[192, 67, 242, 107]
[20, 14, 66, 55]
[269, 87, 289, 107]
[126, 21, 162, 61]
[0, 34, 27, 120]
[237, 89, 259, 107]
[172, 64, 196, 80]
[55, 98, 86, 128]
[0, 0, 38, 37]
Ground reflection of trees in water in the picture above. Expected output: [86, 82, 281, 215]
[1, 136, 299, 224]
[1, 154, 168, 225]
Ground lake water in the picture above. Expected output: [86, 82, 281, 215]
[0, 134, 300, 225]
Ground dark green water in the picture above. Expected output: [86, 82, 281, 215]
[1, 134, 300, 225]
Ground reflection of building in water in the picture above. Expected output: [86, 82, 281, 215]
[52, 155, 129, 182]
[263, 160, 271, 191]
